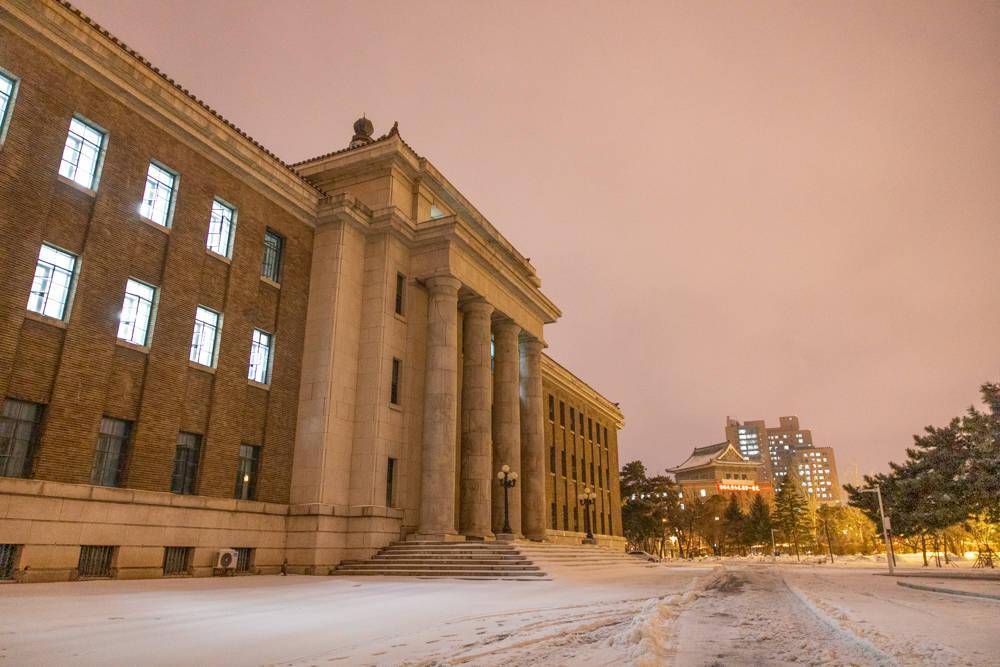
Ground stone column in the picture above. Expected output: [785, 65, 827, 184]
[459, 298, 494, 539]
[519, 337, 547, 540]
[417, 275, 462, 539]
[492, 319, 522, 536]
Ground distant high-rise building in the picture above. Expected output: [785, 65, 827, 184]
[724, 416, 842, 504]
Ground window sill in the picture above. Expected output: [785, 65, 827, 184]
[393, 312, 407, 324]
[388, 402, 403, 413]
[188, 360, 216, 374]
[138, 216, 170, 234]
[116, 339, 149, 354]
[247, 379, 270, 391]
[23, 310, 68, 329]
[260, 276, 281, 290]
[207, 249, 232, 265]
[56, 174, 97, 197]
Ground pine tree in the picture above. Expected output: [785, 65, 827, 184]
[745, 493, 772, 551]
[774, 478, 811, 560]
[723, 494, 745, 555]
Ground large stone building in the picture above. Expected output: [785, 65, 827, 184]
[0, 0, 624, 582]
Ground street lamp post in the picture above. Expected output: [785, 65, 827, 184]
[862, 485, 894, 575]
[770, 527, 777, 557]
[578, 487, 597, 545]
[497, 465, 518, 536]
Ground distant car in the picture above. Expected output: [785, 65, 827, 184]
[627, 550, 661, 562]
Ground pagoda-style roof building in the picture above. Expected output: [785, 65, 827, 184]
[668, 442, 773, 506]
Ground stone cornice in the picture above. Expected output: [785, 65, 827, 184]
[541, 354, 624, 428]
[5, 0, 321, 224]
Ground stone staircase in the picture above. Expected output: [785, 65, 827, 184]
[515, 541, 656, 571]
[331, 541, 548, 580]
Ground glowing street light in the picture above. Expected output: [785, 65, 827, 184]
[861, 485, 894, 575]
[497, 465, 518, 535]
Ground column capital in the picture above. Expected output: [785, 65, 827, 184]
[493, 318, 521, 337]
[424, 274, 462, 294]
[461, 298, 494, 317]
[521, 337, 545, 355]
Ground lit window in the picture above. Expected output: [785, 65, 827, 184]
[260, 229, 283, 282]
[189, 306, 221, 368]
[248, 329, 273, 384]
[117, 279, 156, 346]
[28, 244, 78, 321]
[206, 199, 236, 257]
[699, 489, 706, 497]
[59, 117, 106, 189]
[234, 443, 260, 500]
[140, 163, 177, 226]
[0, 70, 18, 142]
[429, 204, 444, 219]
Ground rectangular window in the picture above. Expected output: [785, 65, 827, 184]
[559, 401, 565, 426]
[190, 306, 221, 368]
[117, 278, 156, 346]
[562, 505, 568, 530]
[549, 445, 555, 473]
[604, 427, 608, 445]
[91, 417, 130, 487]
[548, 395, 555, 421]
[570, 407, 575, 432]
[206, 199, 237, 257]
[560, 449, 567, 477]
[551, 503, 557, 529]
[394, 272, 406, 315]
[390, 357, 401, 405]
[386, 457, 396, 507]
[248, 329, 273, 384]
[234, 443, 260, 500]
[163, 546, 192, 576]
[77, 545, 115, 578]
[588, 418, 593, 441]
[0, 399, 42, 479]
[170, 432, 201, 495]
[571, 454, 577, 480]
[260, 229, 283, 282]
[600, 513, 606, 534]
[0, 544, 19, 580]
[596, 424, 601, 445]
[28, 244, 78, 321]
[140, 162, 177, 226]
[59, 117, 106, 190]
[0, 70, 18, 143]
[234, 547, 254, 573]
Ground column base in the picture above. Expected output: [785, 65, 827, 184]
[581, 537, 597, 545]
[495, 532, 522, 542]
[409, 532, 467, 543]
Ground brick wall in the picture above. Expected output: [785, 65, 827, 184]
[0, 24, 312, 504]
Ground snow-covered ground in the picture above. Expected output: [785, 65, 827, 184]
[0, 561, 996, 666]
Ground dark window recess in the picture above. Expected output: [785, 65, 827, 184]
[0, 399, 42, 478]
[591, 463, 596, 486]
[550, 503, 557, 529]
[390, 358, 401, 405]
[163, 547, 192, 575]
[573, 506, 579, 530]
[562, 505, 569, 530]
[570, 407, 575, 432]
[261, 229, 284, 282]
[394, 273, 406, 315]
[588, 418, 593, 440]
[91, 417, 131, 487]
[559, 402, 565, 426]
[0, 544, 19, 580]
[78, 545, 114, 578]
[571, 454, 577, 480]
[604, 427, 608, 445]
[560, 449, 567, 476]
[171, 432, 201, 494]
[235, 547, 254, 573]
[596, 425, 601, 445]
[581, 457, 587, 483]
[234, 444, 260, 500]
[548, 395, 554, 421]
[549, 445, 555, 472]
[600, 513, 606, 534]
[606, 468, 610, 486]
[386, 457, 396, 507]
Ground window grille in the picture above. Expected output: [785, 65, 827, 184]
[260, 230, 283, 282]
[171, 432, 201, 494]
[0, 544, 19, 579]
[78, 545, 114, 578]
[0, 399, 42, 478]
[28, 244, 77, 320]
[190, 306, 220, 367]
[140, 163, 176, 226]
[117, 278, 156, 346]
[234, 444, 260, 500]
[90, 417, 130, 487]
[394, 273, 405, 315]
[59, 117, 105, 189]
[390, 358, 401, 405]
[235, 547, 254, 573]
[163, 547, 192, 575]
[206, 199, 236, 257]
[248, 329, 273, 384]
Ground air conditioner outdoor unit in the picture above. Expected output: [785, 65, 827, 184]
[215, 549, 238, 571]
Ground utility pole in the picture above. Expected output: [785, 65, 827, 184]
[862, 485, 894, 575]
[822, 513, 834, 563]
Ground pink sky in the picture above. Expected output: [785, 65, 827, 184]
[73, 0, 1000, 481]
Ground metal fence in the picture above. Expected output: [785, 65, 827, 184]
[0, 544, 18, 579]
[78, 545, 115, 578]
[235, 547, 254, 573]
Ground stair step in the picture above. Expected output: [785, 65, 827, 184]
[332, 569, 548, 578]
